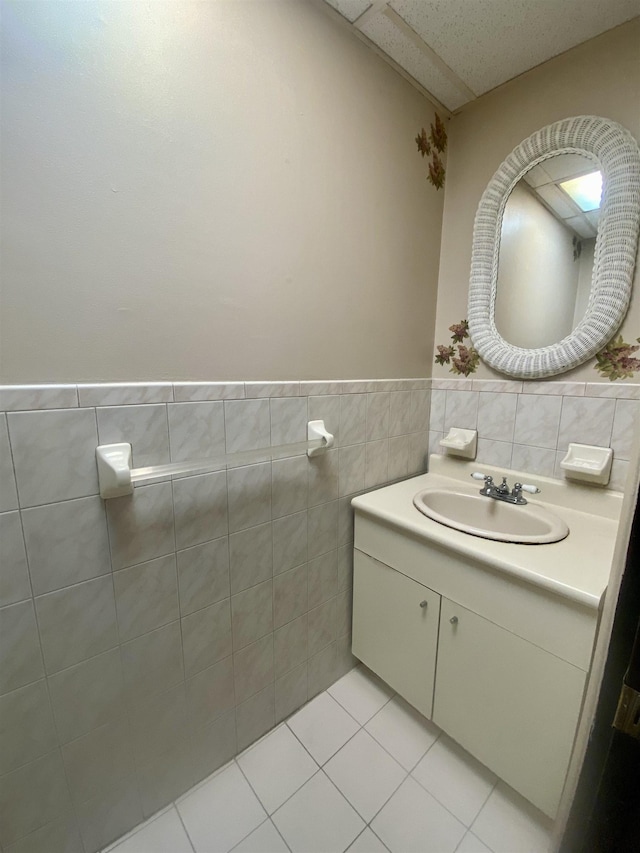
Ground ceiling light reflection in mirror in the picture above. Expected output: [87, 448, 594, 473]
[494, 153, 602, 350]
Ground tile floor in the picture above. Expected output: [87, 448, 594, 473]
[104, 666, 553, 853]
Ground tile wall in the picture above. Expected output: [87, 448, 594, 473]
[0, 379, 431, 853]
[1, 376, 638, 853]
[428, 379, 640, 492]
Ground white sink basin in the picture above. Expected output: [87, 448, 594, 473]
[413, 488, 569, 544]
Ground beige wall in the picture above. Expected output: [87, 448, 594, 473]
[0, 0, 443, 382]
[434, 19, 640, 382]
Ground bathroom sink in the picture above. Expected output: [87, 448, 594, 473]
[413, 488, 569, 544]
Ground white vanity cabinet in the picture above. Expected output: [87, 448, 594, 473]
[352, 511, 599, 818]
[352, 550, 440, 718]
[434, 597, 587, 817]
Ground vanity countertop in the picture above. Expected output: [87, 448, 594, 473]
[352, 457, 623, 610]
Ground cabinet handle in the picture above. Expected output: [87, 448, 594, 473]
[419, 600, 428, 609]
[449, 616, 459, 625]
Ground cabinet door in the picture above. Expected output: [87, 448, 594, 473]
[352, 550, 440, 718]
[434, 598, 586, 818]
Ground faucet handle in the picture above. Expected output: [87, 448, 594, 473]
[471, 472, 491, 482]
[519, 483, 541, 494]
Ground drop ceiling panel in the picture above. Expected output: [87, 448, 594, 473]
[322, 0, 640, 111]
[359, 12, 470, 110]
[324, 0, 372, 23]
[389, 0, 640, 95]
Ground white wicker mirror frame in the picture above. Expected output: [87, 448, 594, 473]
[468, 116, 640, 378]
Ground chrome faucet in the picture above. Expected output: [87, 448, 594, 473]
[471, 473, 540, 505]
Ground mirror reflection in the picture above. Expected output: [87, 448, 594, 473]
[495, 153, 602, 349]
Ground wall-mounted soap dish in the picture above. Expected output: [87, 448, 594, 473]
[439, 428, 477, 460]
[560, 443, 613, 485]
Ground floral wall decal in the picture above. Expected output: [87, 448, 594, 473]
[435, 319, 480, 376]
[415, 114, 447, 190]
[594, 335, 640, 380]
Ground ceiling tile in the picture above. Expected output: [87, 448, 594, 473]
[388, 0, 640, 95]
[325, 0, 372, 23]
[359, 12, 470, 110]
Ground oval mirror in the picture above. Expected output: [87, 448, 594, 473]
[468, 116, 640, 378]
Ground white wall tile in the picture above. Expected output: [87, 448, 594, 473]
[339, 444, 366, 497]
[270, 397, 308, 446]
[307, 502, 338, 560]
[173, 382, 244, 402]
[224, 399, 271, 454]
[22, 496, 110, 595]
[121, 622, 184, 706]
[231, 579, 273, 649]
[97, 404, 170, 469]
[186, 656, 235, 730]
[107, 483, 175, 570]
[557, 396, 615, 450]
[611, 399, 639, 460]
[8, 409, 99, 507]
[130, 683, 189, 767]
[61, 717, 135, 806]
[300, 381, 343, 396]
[168, 402, 225, 463]
[0, 599, 45, 694]
[245, 382, 299, 398]
[229, 522, 273, 594]
[3, 812, 83, 853]
[475, 438, 513, 469]
[273, 565, 307, 630]
[48, 648, 125, 744]
[513, 394, 562, 449]
[366, 392, 390, 441]
[0, 750, 73, 848]
[585, 382, 640, 399]
[444, 390, 479, 431]
[365, 439, 389, 489]
[77, 384, 172, 407]
[340, 394, 367, 446]
[471, 380, 522, 393]
[176, 537, 230, 616]
[522, 381, 585, 396]
[308, 550, 338, 610]
[274, 615, 308, 680]
[76, 775, 142, 853]
[0, 415, 18, 512]
[0, 512, 31, 607]
[272, 456, 308, 518]
[0, 385, 78, 412]
[236, 683, 276, 752]
[233, 635, 274, 705]
[227, 463, 271, 533]
[272, 511, 307, 575]
[172, 471, 228, 550]
[308, 448, 339, 506]
[113, 554, 179, 643]
[0, 680, 57, 774]
[35, 576, 118, 674]
[511, 445, 556, 478]
[182, 599, 232, 677]
[275, 661, 308, 723]
[477, 392, 517, 442]
[429, 390, 446, 431]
